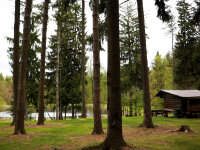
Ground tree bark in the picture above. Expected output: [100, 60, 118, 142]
[59, 101, 63, 120]
[64, 106, 67, 120]
[136, 0, 154, 128]
[24, 96, 28, 121]
[102, 0, 126, 149]
[172, 28, 174, 89]
[11, 0, 20, 126]
[14, 0, 32, 134]
[129, 92, 133, 117]
[92, 0, 104, 135]
[81, 0, 87, 118]
[56, 21, 60, 120]
[72, 104, 74, 119]
[37, 0, 50, 125]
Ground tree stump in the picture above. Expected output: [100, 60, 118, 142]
[169, 125, 197, 133]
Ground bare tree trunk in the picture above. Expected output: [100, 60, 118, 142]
[92, 0, 104, 135]
[134, 86, 138, 116]
[11, 0, 20, 126]
[59, 101, 63, 120]
[136, 0, 154, 128]
[56, 22, 60, 120]
[37, 0, 50, 125]
[14, 0, 32, 135]
[122, 103, 124, 116]
[129, 92, 133, 117]
[172, 29, 174, 89]
[64, 106, 67, 120]
[24, 96, 28, 121]
[81, 0, 87, 118]
[72, 104, 74, 119]
[102, 0, 126, 149]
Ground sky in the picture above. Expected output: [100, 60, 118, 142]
[0, 0, 195, 77]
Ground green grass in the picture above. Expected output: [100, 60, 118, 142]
[0, 117, 200, 150]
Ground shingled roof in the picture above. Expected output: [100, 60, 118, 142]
[156, 90, 200, 99]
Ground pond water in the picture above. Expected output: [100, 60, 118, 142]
[0, 111, 12, 118]
[0, 111, 95, 120]
[0, 107, 107, 120]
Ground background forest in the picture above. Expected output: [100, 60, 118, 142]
[0, 0, 200, 149]
[0, 0, 200, 119]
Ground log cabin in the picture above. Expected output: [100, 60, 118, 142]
[156, 90, 200, 117]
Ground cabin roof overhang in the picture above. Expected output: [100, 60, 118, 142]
[156, 90, 200, 100]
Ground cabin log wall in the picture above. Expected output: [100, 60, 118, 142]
[163, 93, 182, 111]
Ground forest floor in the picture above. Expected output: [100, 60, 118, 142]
[0, 116, 200, 150]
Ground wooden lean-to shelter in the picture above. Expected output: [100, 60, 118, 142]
[156, 90, 200, 117]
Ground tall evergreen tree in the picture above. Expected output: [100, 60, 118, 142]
[14, 0, 32, 134]
[8, 2, 41, 121]
[137, 0, 154, 128]
[174, 0, 197, 89]
[165, 15, 176, 89]
[120, 2, 142, 117]
[12, 0, 20, 126]
[92, 0, 103, 134]
[47, 2, 83, 119]
[26, 8, 41, 116]
[81, 0, 87, 118]
[37, 0, 50, 125]
[56, 0, 61, 120]
[102, 0, 126, 149]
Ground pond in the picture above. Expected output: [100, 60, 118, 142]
[0, 106, 107, 120]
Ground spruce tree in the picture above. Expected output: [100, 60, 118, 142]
[102, 0, 126, 148]
[37, 0, 50, 125]
[174, 0, 197, 89]
[14, 0, 33, 135]
[120, 2, 142, 116]
[137, 0, 154, 128]
[12, 0, 20, 126]
[47, 2, 83, 119]
[92, 0, 104, 135]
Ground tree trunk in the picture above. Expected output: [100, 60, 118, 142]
[37, 0, 49, 125]
[172, 28, 174, 89]
[81, 0, 87, 118]
[59, 101, 63, 120]
[64, 106, 67, 120]
[56, 21, 60, 120]
[24, 96, 28, 121]
[14, 0, 32, 134]
[136, 0, 154, 128]
[122, 104, 124, 116]
[92, 0, 104, 135]
[135, 80, 138, 116]
[129, 92, 133, 117]
[72, 104, 74, 119]
[102, 0, 126, 149]
[11, 0, 20, 126]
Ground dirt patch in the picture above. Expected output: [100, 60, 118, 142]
[70, 134, 106, 142]
[59, 134, 106, 150]
[5, 134, 31, 139]
[36, 144, 53, 150]
[25, 123, 66, 128]
[123, 125, 173, 139]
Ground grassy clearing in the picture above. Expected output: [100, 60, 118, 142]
[0, 117, 200, 150]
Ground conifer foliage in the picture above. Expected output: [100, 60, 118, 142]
[174, 0, 200, 89]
